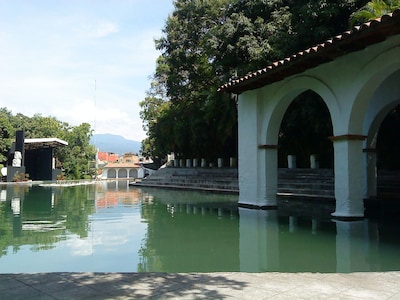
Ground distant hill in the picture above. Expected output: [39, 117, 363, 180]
[90, 134, 141, 155]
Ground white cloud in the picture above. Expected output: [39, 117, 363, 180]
[0, 0, 174, 142]
[74, 20, 120, 39]
[67, 236, 94, 256]
[92, 21, 119, 38]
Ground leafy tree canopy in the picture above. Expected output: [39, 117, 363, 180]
[350, 0, 400, 27]
[0, 108, 96, 180]
[140, 0, 370, 164]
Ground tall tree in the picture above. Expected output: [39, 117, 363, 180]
[140, 0, 370, 164]
[151, 0, 237, 162]
[56, 123, 97, 180]
[0, 108, 15, 163]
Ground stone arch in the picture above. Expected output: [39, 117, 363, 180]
[364, 69, 400, 148]
[118, 169, 127, 178]
[278, 90, 334, 168]
[262, 75, 338, 146]
[376, 104, 400, 169]
[129, 169, 138, 178]
[108, 169, 116, 179]
[349, 46, 400, 134]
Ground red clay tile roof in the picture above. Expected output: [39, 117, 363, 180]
[103, 162, 141, 168]
[218, 9, 400, 94]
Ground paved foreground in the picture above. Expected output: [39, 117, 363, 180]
[1, 272, 400, 299]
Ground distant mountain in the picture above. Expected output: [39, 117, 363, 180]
[90, 134, 141, 155]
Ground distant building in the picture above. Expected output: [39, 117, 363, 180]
[4, 131, 68, 182]
[97, 152, 119, 163]
[101, 153, 144, 179]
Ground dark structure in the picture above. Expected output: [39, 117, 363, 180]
[7, 131, 68, 182]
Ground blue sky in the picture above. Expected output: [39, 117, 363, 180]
[0, 0, 174, 142]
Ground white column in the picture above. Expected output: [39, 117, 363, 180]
[238, 90, 277, 208]
[193, 158, 198, 167]
[331, 135, 366, 219]
[201, 159, 207, 167]
[186, 159, 191, 168]
[238, 91, 259, 207]
[310, 154, 319, 169]
[287, 155, 296, 169]
[218, 158, 223, 168]
[230, 157, 236, 168]
[259, 146, 278, 207]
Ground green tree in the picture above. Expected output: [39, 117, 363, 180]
[0, 108, 15, 163]
[143, 0, 237, 163]
[349, 0, 400, 27]
[140, 0, 369, 164]
[56, 123, 96, 180]
[139, 75, 171, 162]
[0, 109, 96, 180]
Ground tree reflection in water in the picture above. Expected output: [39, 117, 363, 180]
[1, 184, 400, 273]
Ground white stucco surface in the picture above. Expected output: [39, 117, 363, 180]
[237, 34, 400, 217]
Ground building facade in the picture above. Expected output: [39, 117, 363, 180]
[219, 11, 400, 219]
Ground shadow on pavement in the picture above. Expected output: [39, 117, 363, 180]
[2, 272, 248, 299]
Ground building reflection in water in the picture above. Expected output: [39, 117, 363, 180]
[239, 209, 279, 272]
[95, 180, 141, 209]
[238, 206, 399, 272]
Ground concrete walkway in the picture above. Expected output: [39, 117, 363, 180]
[1, 272, 400, 299]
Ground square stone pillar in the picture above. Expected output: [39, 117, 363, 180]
[238, 90, 277, 208]
[257, 145, 278, 208]
[330, 135, 366, 219]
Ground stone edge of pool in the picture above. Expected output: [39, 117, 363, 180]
[1, 271, 399, 299]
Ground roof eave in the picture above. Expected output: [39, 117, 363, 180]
[218, 9, 400, 94]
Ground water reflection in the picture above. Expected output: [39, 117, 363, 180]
[239, 206, 400, 273]
[0, 184, 399, 273]
[137, 188, 239, 272]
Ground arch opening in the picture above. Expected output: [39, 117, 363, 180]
[108, 169, 116, 179]
[375, 105, 400, 201]
[118, 169, 128, 178]
[278, 90, 334, 169]
[129, 169, 138, 178]
[377, 105, 400, 171]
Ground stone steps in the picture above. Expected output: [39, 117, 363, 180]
[132, 167, 399, 199]
[277, 169, 334, 198]
[377, 170, 400, 198]
[133, 168, 336, 197]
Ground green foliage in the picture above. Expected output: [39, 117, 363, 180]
[140, 0, 369, 163]
[349, 0, 400, 27]
[0, 108, 96, 180]
[0, 108, 15, 162]
[56, 123, 97, 180]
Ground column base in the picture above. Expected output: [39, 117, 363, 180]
[331, 211, 364, 221]
[238, 202, 278, 210]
